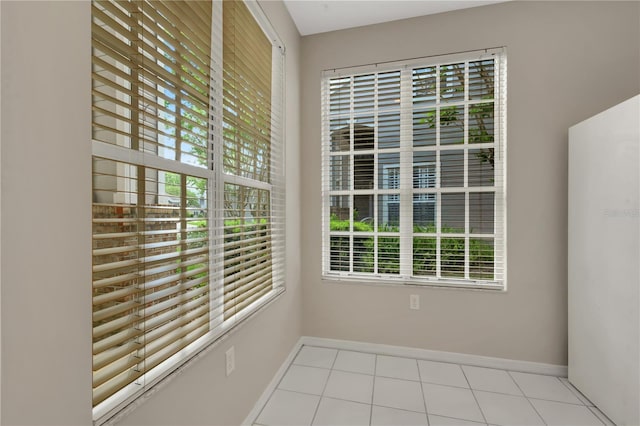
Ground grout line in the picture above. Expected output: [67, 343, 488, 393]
[507, 371, 548, 426]
[416, 358, 431, 426]
[462, 366, 489, 425]
[526, 396, 596, 407]
[328, 347, 340, 370]
[308, 346, 335, 426]
[369, 353, 378, 426]
[428, 413, 488, 425]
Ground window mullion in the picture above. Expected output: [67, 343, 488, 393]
[373, 74, 380, 274]
[349, 75, 355, 273]
[435, 64, 442, 279]
[399, 67, 413, 277]
[464, 61, 470, 280]
[208, 0, 223, 329]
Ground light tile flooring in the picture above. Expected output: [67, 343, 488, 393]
[253, 345, 615, 426]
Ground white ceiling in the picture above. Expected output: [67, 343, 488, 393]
[283, 0, 508, 36]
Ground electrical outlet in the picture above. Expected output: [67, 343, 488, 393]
[226, 346, 235, 376]
[410, 294, 420, 310]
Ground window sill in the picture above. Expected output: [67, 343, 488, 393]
[322, 274, 505, 292]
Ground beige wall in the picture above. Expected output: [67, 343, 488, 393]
[300, 1, 640, 366]
[0, 1, 301, 425]
[1, 2, 92, 424]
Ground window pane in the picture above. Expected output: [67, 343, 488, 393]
[378, 194, 400, 232]
[413, 109, 436, 147]
[413, 194, 436, 229]
[412, 66, 436, 107]
[354, 154, 374, 189]
[330, 155, 350, 191]
[223, 184, 272, 318]
[440, 150, 464, 187]
[440, 63, 465, 103]
[469, 192, 494, 234]
[469, 102, 494, 143]
[354, 116, 374, 150]
[330, 117, 350, 152]
[379, 153, 400, 189]
[354, 74, 375, 112]
[468, 59, 494, 100]
[329, 195, 350, 231]
[378, 237, 400, 274]
[470, 238, 494, 280]
[468, 148, 494, 187]
[330, 77, 351, 115]
[354, 236, 374, 273]
[353, 194, 374, 232]
[440, 105, 464, 145]
[378, 71, 401, 111]
[413, 237, 436, 276]
[413, 152, 436, 188]
[441, 238, 465, 278]
[441, 193, 465, 233]
[92, 158, 210, 406]
[378, 113, 400, 149]
[330, 236, 350, 271]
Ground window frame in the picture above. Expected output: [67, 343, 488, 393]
[321, 49, 507, 291]
[91, 1, 286, 423]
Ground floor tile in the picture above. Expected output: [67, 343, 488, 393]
[323, 370, 374, 404]
[530, 398, 604, 426]
[510, 372, 582, 404]
[474, 390, 545, 425]
[373, 376, 426, 413]
[278, 365, 330, 395]
[293, 346, 338, 369]
[418, 360, 469, 388]
[311, 397, 371, 426]
[371, 405, 429, 426]
[376, 355, 420, 381]
[462, 365, 522, 395]
[429, 414, 487, 426]
[333, 350, 376, 375]
[422, 382, 485, 423]
[558, 377, 596, 406]
[256, 389, 320, 426]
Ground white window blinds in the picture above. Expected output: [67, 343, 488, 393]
[91, 0, 285, 419]
[321, 49, 506, 289]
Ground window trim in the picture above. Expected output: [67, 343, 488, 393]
[321, 48, 507, 291]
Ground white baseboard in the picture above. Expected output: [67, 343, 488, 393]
[300, 336, 568, 377]
[243, 336, 568, 425]
[241, 339, 304, 426]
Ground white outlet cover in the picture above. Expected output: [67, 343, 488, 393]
[226, 346, 235, 376]
[410, 295, 420, 310]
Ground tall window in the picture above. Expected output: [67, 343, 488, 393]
[91, 0, 285, 420]
[322, 49, 506, 289]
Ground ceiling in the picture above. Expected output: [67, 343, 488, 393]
[283, 0, 508, 36]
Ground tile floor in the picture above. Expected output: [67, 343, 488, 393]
[252, 345, 615, 426]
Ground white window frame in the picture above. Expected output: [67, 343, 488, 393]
[321, 48, 507, 290]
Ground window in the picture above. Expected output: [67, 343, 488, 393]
[321, 49, 506, 289]
[91, 0, 285, 420]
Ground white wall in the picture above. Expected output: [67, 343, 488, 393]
[0, 1, 301, 425]
[299, 1, 640, 366]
